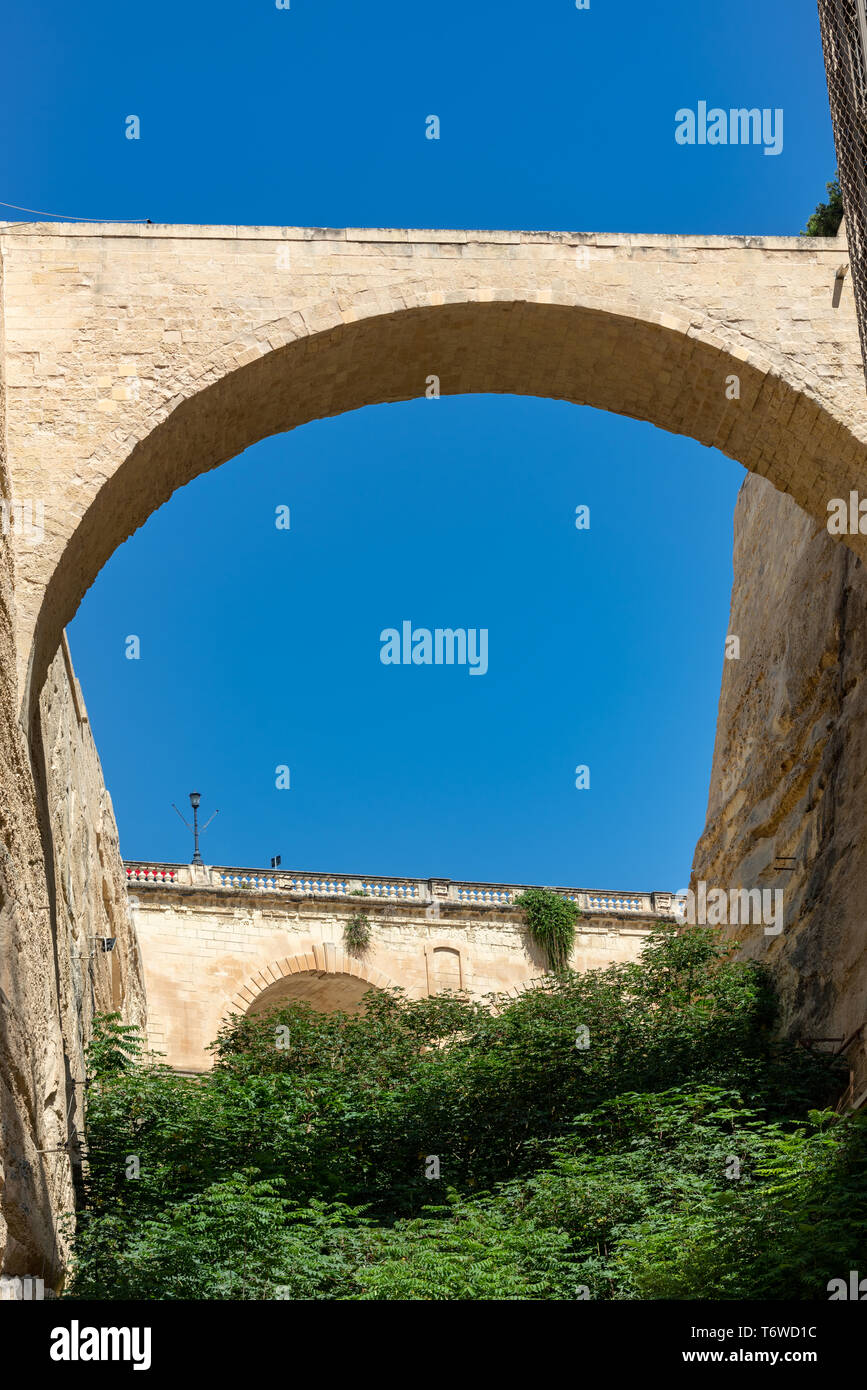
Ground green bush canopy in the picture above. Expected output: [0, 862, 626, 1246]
[67, 923, 866, 1300]
[802, 175, 843, 237]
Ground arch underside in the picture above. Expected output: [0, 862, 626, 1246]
[226, 949, 406, 1023]
[29, 297, 865, 708]
[247, 970, 381, 1015]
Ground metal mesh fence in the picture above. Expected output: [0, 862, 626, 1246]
[817, 0, 867, 386]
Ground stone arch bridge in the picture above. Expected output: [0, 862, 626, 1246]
[125, 860, 674, 1071]
[0, 220, 864, 725]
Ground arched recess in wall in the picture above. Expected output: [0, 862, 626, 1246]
[424, 942, 468, 995]
[223, 948, 409, 1024]
[23, 292, 867, 718]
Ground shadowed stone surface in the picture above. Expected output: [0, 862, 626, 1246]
[692, 471, 867, 1101]
[0, 635, 145, 1284]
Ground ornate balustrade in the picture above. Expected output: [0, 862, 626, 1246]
[125, 864, 179, 884]
[124, 861, 680, 916]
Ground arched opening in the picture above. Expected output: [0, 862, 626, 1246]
[70, 389, 744, 891]
[247, 973, 380, 1015]
[226, 952, 406, 1026]
[23, 294, 865, 719]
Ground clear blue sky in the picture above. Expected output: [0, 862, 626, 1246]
[2, 1, 836, 889]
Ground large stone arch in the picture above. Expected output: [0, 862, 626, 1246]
[21, 297, 866, 715]
[3, 224, 865, 719]
[224, 947, 408, 1024]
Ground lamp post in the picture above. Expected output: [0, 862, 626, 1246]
[188, 790, 203, 865]
[172, 791, 218, 865]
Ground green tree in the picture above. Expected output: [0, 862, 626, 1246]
[802, 175, 843, 237]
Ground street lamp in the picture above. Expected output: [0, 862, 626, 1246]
[189, 791, 202, 864]
[172, 791, 219, 865]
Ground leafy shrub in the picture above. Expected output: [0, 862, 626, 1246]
[86, 1012, 142, 1078]
[343, 911, 371, 955]
[515, 886, 581, 970]
[67, 925, 853, 1301]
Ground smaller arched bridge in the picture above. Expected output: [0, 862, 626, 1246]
[125, 860, 674, 1070]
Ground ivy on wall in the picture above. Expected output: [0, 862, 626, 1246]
[515, 887, 581, 971]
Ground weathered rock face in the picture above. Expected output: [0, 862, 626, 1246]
[0, 521, 59, 1283]
[692, 471, 867, 1098]
[0, 625, 145, 1287]
[39, 636, 146, 1064]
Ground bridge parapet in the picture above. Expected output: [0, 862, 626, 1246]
[124, 861, 680, 917]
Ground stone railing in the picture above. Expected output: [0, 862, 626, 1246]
[124, 861, 680, 916]
[126, 864, 180, 884]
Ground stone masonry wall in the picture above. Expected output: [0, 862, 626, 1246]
[0, 255, 65, 1283]
[691, 471, 867, 1101]
[0, 624, 145, 1287]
